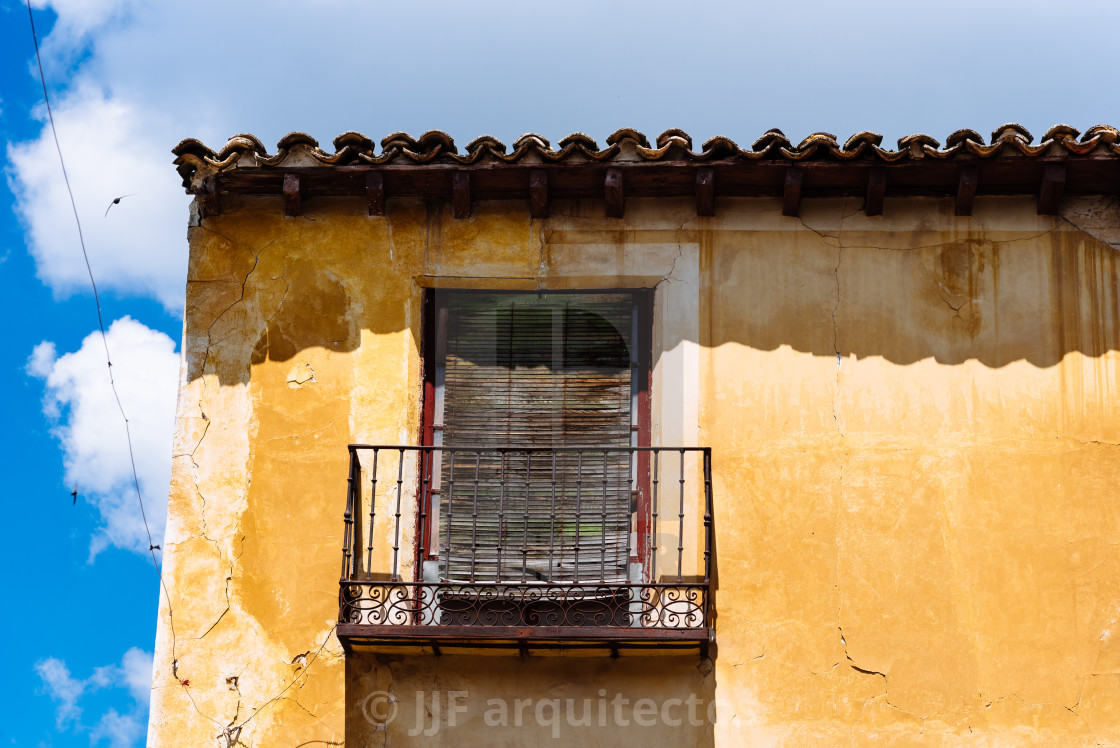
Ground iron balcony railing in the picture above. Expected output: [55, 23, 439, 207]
[338, 445, 713, 651]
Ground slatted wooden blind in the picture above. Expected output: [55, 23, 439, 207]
[433, 292, 637, 583]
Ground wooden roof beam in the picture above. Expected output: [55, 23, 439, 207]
[452, 171, 471, 219]
[1038, 163, 1066, 215]
[366, 171, 384, 216]
[282, 173, 300, 216]
[198, 175, 220, 218]
[782, 167, 802, 217]
[529, 169, 549, 219]
[955, 166, 978, 216]
[605, 168, 624, 218]
[695, 168, 715, 217]
[865, 167, 886, 216]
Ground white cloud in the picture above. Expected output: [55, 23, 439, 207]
[27, 340, 57, 379]
[36, 648, 152, 747]
[29, 0, 133, 35]
[35, 658, 84, 727]
[90, 710, 145, 748]
[9, 0, 1120, 319]
[7, 83, 189, 312]
[29, 0, 140, 73]
[29, 317, 179, 558]
[118, 647, 153, 704]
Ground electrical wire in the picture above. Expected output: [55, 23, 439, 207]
[24, 9, 338, 745]
[24, 0, 177, 662]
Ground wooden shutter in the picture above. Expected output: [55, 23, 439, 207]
[433, 292, 636, 583]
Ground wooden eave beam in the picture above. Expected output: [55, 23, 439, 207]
[782, 167, 802, 217]
[955, 165, 978, 216]
[865, 167, 886, 216]
[605, 168, 624, 218]
[1038, 163, 1066, 215]
[695, 168, 715, 217]
[207, 156, 1118, 214]
[529, 169, 549, 218]
[452, 171, 471, 219]
[282, 173, 300, 216]
[366, 171, 384, 216]
[198, 175, 220, 217]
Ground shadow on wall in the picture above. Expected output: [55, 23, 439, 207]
[184, 213, 1120, 386]
[718, 232, 1120, 370]
[345, 653, 716, 747]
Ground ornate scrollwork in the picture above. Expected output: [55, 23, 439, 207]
[340, 582, 708, 631]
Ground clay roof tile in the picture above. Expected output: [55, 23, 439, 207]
[276, 131, 319, 150]
[991, 123, 1033, 144]
[605, 128, 651, 148]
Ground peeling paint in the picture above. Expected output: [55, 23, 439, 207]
[286, 363, 316, 388]
[151, 195, 1120, 746]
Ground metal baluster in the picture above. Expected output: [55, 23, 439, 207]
[443, 450, 456, 582]
[574, 451, 582, 582]
[625, 449, 634, 575]
[497, 451, 507, 582]
[522, 451, 531, 582]
[418, 449, 431, 572]
[365, 448, 379, 577]
[548, 451, 557, 582]
[677, 449, 686, 583]
[600, 450, 608, 583]
[703, 449, 713, 584]
[342, 449, 358, 580]
[651, 449, 659, 582]
[469, 452, 480, 583]
[392, 448, 405, 581]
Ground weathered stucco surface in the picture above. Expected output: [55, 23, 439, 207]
[150, 194, 1120, 746]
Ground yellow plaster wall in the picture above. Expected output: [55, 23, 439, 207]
[149, 194, 1120, 746]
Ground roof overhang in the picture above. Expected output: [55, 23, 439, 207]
[173, 125, 1120, 219]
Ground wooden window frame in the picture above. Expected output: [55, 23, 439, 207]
[416, 288, 653, 579]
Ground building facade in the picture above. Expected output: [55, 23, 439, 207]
[150, 125, 1120, 745]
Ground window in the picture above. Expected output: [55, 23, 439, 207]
[338, 288, 711, 648]
[422, 290, 651, 585]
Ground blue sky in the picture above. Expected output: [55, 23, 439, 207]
[2, 1, 1118, 745]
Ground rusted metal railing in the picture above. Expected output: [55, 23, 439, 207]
[339, 445, 713, 646]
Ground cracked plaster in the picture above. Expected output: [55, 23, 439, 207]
[151, 194, 1120, 746]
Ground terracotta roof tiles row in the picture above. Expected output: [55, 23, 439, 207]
[176, 124, 1120, 166]
[174, 124, 1120, 187]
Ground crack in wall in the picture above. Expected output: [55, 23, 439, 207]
[797, 216, 842, 248]
[656, 218, 690, 288]
[259, 420, 337, 446]
[197, 598, 228, 640]
[171, 202, 1120, 745]
[285, 691, 341, 736]
[849, 694, 928, 745]
[980, 693, 1102, 745]
[174, 230, 280, 742]
[173, 419, 210, 461]
[190, 233, 275, 510]
[195, 557, 234, 641]
[937, 292, 966, 318]
[794, 212, 1059, 254]
[196, 489, 213, 543]
[219, 680, 243, 747]
[198, 233, 277, 376]
[214, 625, 339, 745]
[171, 224, 358, 745]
